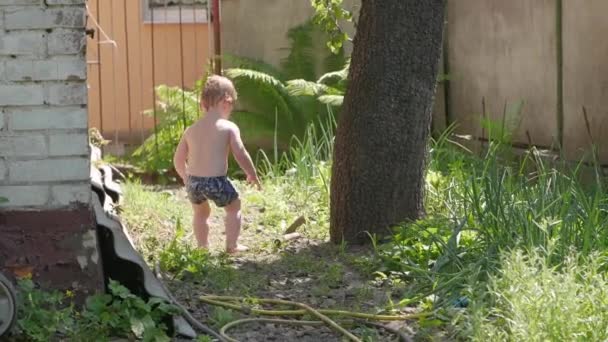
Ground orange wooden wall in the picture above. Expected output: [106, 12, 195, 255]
[86, 0, 211, 150]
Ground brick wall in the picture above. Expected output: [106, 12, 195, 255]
[0, 0, 90, 209]
[0, 0, 103, 297]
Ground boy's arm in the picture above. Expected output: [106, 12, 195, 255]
[229, 124, 261, 188]
[173, 133, 188, 183]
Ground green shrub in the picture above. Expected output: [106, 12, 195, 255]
[462, 249, 608, 342]
[372, 126, 608, 322]
[14, 278, 177, 341]
[131, 77, 208, 173]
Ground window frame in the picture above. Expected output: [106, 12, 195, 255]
[141, 0, 208, 24]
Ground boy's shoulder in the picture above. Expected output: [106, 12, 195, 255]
[217, 118, 239, 132]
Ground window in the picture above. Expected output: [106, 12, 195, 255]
[142, 0, 208, 24]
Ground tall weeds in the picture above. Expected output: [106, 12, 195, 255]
[376, 127, 608, 315]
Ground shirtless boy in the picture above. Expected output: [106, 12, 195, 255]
[173, 75, 260, 254]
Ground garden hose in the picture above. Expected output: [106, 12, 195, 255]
[154, 263, 225, 341]
[218, 318, 413, 342]
[200, 295, 421, 342]
[199, 295, 429, 321]
[155, 263, 418, 341]
[219, 318, 327, 342]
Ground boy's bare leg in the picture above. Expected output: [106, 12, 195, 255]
[192, 201, 211, 249]
[224, 198, 248, 253]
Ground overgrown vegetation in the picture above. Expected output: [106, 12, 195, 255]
[91, 7, 608, 339]
[130, 76, 208, 173]
[365, 123, 608, 338]
[117, 108, 608, 340]
[463, 249, 608, 341]
[13, 279, 177, 341]
[223, 20, 347, 152]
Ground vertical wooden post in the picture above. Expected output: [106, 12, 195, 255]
[212, 0, 222, 75]
[556, 0, 564, 149]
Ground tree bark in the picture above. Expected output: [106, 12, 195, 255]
[330, 0, 446, 244]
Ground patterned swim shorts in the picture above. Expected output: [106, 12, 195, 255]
[186, 175, 239, 207]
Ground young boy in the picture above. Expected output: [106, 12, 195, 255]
[173, 75, 261, 254]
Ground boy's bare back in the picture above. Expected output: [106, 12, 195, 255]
[183, 116, 237, 177]
[173, 75, 259, 253]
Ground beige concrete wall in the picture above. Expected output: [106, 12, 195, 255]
[221, 0, 357, 68]
[447, 0, 558, 147]
[221, 0, 314, 67]
[562, 0, 608, 161]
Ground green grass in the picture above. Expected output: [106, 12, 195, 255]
[14, 279, 177, 341]
[462, 249, 608, 341]
[119, 115, 608, 341]
[369, 127, 608, 339]
[120, 181, 191, 262]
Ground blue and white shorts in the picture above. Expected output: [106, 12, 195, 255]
[186, 175, 239, 207]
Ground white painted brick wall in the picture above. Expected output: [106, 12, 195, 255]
[10, 158, 89, 183]
[51, 183, 90, 206]
[0, 85, 45, 106]
[47, 29, 85, 55]
[4, 7, 84, 30]
[49, 132, 88, 156]
[45, 0, 86, 5]
[0, 135, 46, 157]
[0, 0, 41, 5]
[0, 1, 90, 209]
[0, 185, 50, 207]
[0, 159, 6, 182]
[0, 31, 46, 57]
[47, 83, 87, 105]
[5, 58, 86, 81]
[9, 107, 86, 130]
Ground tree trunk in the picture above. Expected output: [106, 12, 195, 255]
[330, 0, 446, 244]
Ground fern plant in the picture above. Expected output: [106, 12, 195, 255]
[131, 75, 208, 173]
[129, 20, 347, 174]
[223, 20, 347, 151]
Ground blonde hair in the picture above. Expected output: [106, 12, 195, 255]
[201, 75, 237, 109]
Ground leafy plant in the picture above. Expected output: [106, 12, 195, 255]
[130, 75, 208, 173]
[14, 278, 177, 341]
[462, 249, 608, 341]
[158, 218, 211, 279]
[15, 279, 74, 341]
[208, 307, 237, 329]
[79, 280, 178, 341]
[368, 118, 608, 336]
[89, 127, 110, 148]
[157, 219, 242, 292]
[310, 0, 354, 53]
[224, 20, 346, 152]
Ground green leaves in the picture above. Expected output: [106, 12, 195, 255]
[131, 74, 209, 174]
[311, 0, 353, 54]
[158, 218, 212, 280]
[15, 278, 177, 341]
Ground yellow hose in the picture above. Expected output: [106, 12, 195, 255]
[200, 295, 425, 342]
[200, 295, 429, 321]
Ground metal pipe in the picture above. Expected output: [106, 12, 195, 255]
[212, 0, 221, 75]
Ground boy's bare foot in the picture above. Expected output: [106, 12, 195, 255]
[226, 244, 249, 254]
